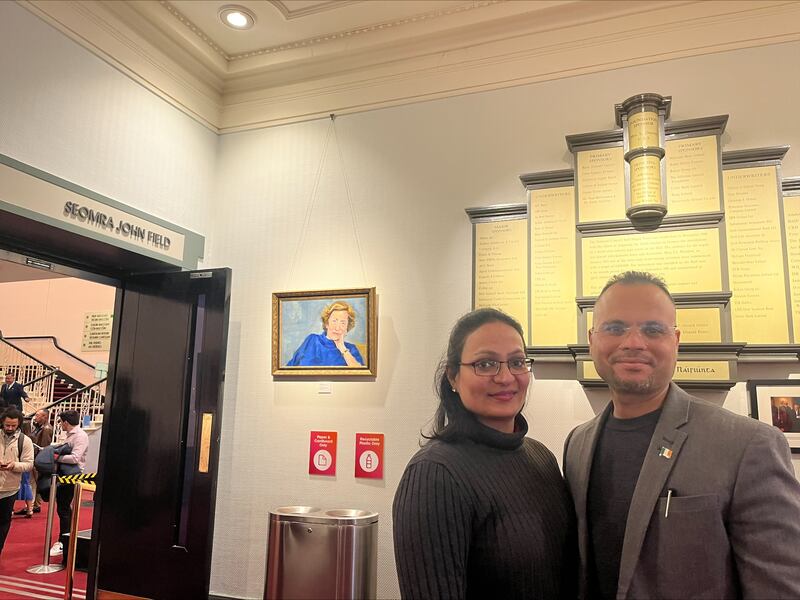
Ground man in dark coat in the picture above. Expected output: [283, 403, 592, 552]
[0, 373, 28, 411]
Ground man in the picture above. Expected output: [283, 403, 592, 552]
[563, 271, 800, 599]
[16, 409, 53, 515]
[0, 373, 28, 411]
[774, 397, 797, 433]
[50, 410, 89, 557]
[0, 408, 34, 556]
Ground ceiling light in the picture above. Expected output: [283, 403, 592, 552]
[219, 5, 255, 30]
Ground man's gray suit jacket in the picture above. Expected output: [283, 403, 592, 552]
[563, 383, 800, 599]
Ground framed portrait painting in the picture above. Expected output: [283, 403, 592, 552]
[747, 379, 800, 452]
[272, 287, 377, 377]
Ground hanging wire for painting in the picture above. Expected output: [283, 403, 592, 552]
[332, 116, 368, 284]
[286, 118, 334, 286]
[286, 113, 369, 287]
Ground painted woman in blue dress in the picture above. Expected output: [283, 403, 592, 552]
[287, 301, 365, 367]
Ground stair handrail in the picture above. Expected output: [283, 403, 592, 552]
[29, 377, 107, 417]
[3, 335, 94, 369]
[20, 368, 61, 389]
[0, 335, 57, 373]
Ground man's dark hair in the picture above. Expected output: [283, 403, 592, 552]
[425, 308, 527, 443]
[58, 410, 80, 426]
[598, 271, 673, 303]
[1, 407, 23, 423]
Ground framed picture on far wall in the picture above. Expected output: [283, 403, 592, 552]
[272, 287, 377, 377]
[747, 379, 800, 452]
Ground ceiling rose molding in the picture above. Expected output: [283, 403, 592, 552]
[269, 0, 361, 21]
[17, 0, 800, 134]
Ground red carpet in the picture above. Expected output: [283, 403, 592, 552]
[0, 494, 92, 599]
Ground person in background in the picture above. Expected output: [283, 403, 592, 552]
[774, 397, 797, 433]
[0, 408, 34, 556]
[393, 308, 574, 599]
[17, 409, 52, 515]
[563, 271, 800, 599]
[0, 373, 28, 411]
[50, 410, 89, 557]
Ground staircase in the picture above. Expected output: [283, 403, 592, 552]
[53, 373, 81, 404]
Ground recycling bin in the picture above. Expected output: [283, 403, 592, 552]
[264, 506, 378, 600]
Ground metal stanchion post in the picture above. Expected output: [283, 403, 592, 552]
[27, 472, 65, 574]
[63, 481, 85, 600]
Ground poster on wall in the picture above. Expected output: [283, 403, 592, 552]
[747, 380, 800, 451]
[272, 288, 377, 377]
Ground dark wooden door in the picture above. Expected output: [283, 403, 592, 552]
[88, 268, 231, 599]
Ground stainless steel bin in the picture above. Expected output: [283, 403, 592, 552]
[264, 506, 378, 600]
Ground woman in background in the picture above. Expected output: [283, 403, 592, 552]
[392, 308, 574, 599]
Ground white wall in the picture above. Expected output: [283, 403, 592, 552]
[209, 41, 800, 599]
[0, 1, 218, 245]
[1, 2, 799, 597]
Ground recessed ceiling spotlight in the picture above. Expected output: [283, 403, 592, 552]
[219, 5, 256, 30]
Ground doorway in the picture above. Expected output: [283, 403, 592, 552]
[0, 211, 231, 600]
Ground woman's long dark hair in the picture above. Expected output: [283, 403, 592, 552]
[423, 308, 526, 443]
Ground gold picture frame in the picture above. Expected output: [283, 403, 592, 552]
[272, 287, 377, 377]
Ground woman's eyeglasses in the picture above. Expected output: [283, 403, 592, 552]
[460, 358, 533, 377]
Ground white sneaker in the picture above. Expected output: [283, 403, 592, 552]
[49, 541, 63, 556]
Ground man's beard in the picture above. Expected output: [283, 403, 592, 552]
[609, 373, 656, 395]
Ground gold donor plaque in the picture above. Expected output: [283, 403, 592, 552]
[665, 136, 721, 215]
[724, 166, 789, 343]
[577, 148, 626, 223]
[630, 153, 663, 206]
[474, 219, 529, 335]
[530, 186, 577, 345]
[785, 195, 800, 342]
[628, 111, 660, 149]
[616, 93, 670, 221]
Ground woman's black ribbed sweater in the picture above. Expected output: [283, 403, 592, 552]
[392, 415, 575, 599]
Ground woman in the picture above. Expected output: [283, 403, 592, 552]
[392, 308, 574, 599]
[287, 301, 364, 367]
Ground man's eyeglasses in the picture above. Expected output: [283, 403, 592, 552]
[591, 321, 677, 340]
[460, 358, 533, 377]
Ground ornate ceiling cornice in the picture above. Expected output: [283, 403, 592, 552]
[160, 0, 501, 61]
[17, 0, 800, 134]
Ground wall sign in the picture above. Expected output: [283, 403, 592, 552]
[355, 433, 384, 479]
[0, 153, 205, 269]
[309, 431, 337, 476]
[82, 311, 114, 352]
